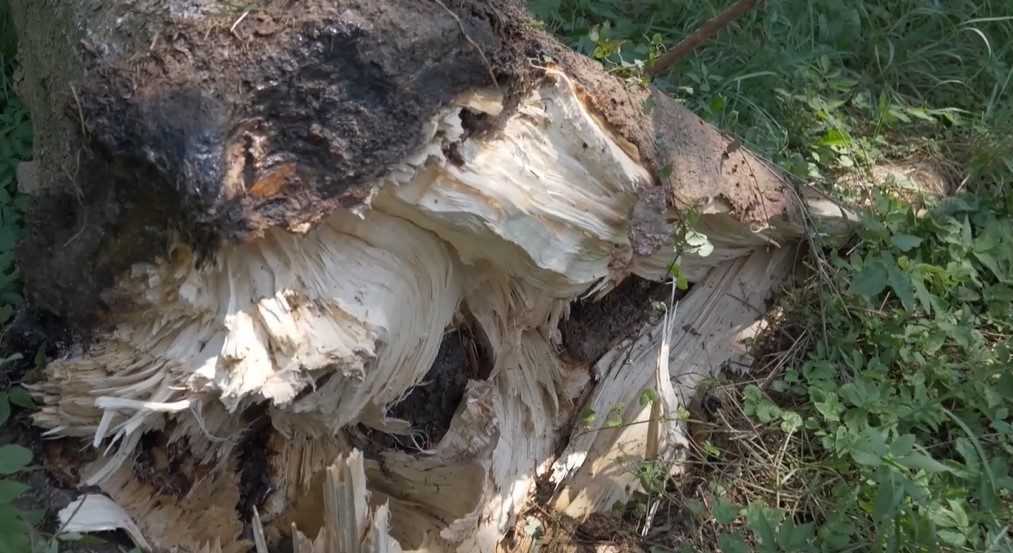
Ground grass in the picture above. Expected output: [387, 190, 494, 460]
[0, 0, 1010, 551]
[533, 0, 1012, 190]
[531, 0, 1013, 552]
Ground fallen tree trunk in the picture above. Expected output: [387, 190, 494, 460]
[10, 1, 853, 551]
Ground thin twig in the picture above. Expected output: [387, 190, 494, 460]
[432, 0, 501, 91]
[68, 84, 88, 138]
[230, 9, 251, 36]
[647, 0, 762, 77]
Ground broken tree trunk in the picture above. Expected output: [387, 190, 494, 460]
[10, 1, 854, 552]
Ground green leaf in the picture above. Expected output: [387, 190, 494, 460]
[872, 467, 904, 521]
[997, 370, 1013, 399]
[886, 263, 916, 310]
[745, 504, 778, 550]
[852, 261, 888, 298]
[6, 388, 33, 409]
[669, 264, 689, 291]
[604, 406, 623, 428]
[945, 499, 970, 529]
[814, 393, 843, 422]
[756, 401, 781, 424]
[897, 449, 954, 474]
[818, 128, 850, 147]
[890, 434, 915, 458]
[718, 533, 749, 553]
[712, 498, 739, 524]
[0, 504, 30, 553]
[0, 445, 32, 475]
[911, 272, 935, 314]
[639, 388, 659, 408]
[0, 480, 29, 502]
[938, 529, 967, 547]
[0, 394, 8, 427]
[778, 521, 816, 551]
[891, 234, 923, 252]
[780, 411, 803, 433]
[684, 230, 714, 258]
[850, 427, 888, 466]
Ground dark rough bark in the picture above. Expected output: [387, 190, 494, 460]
[11, 0, 788, 327]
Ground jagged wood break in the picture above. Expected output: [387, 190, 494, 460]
[11, 1, 854, 552]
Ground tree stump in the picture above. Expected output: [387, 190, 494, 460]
[10, 1, 853, 551]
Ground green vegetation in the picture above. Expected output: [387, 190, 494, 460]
[0, 0, 1010, 551]
[0, 361, 34, 553]
[533, 0, 1012, 189]
[695, 192, 1013, 553]
[0, 0, 27, 324]
[533, 1, 1012, 551]
[1, 2, 36, 552]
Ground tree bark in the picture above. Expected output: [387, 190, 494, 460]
[11, 1, 853, 552]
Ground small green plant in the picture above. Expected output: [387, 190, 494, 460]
[707, 190, 1013, 553]
[0, 354, 35, 553]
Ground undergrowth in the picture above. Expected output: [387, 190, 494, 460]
[532, 1, 1013, 552]
[0, 0, 1008, 552]
[533, 0, 1012, 190]
[650, 191, 1013, 553]
[0, 1, 36, 551]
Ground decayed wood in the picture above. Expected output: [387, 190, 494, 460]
[9, 1, 857, 552]
[288, 450, 402, 553]
[549, 248, 796, 517]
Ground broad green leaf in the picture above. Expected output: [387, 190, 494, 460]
[890, 434, 915, 458]
[756, 401, 781, 424]
[872, 467, 904, 521]
[891, 234, 923, 252]
[780, 411, 803, 433]
[850, 428, 888, 466]
[778, 521, 816, 551]
[945, 499, 969, 529]
[997, 369, 1013, 398]
[6, 387, 33, 409]
[0, 445, 32, 475]
[0, 479, 28, 502]
[712, 498, 739, 524]
[886, 263, 916, 310]
[911, 272, 935, 314]
[955, 438, 979, 473]
[852, 261, 888, 298]
[814, 393, 843, 422]
[745, 504, 778, 550]
[938, 529, 967, 547]
[0, 504, 30, 553]
[897, 450, 955, 474]
[818, 128, 850, 147]
[718, 533, 749, 553]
